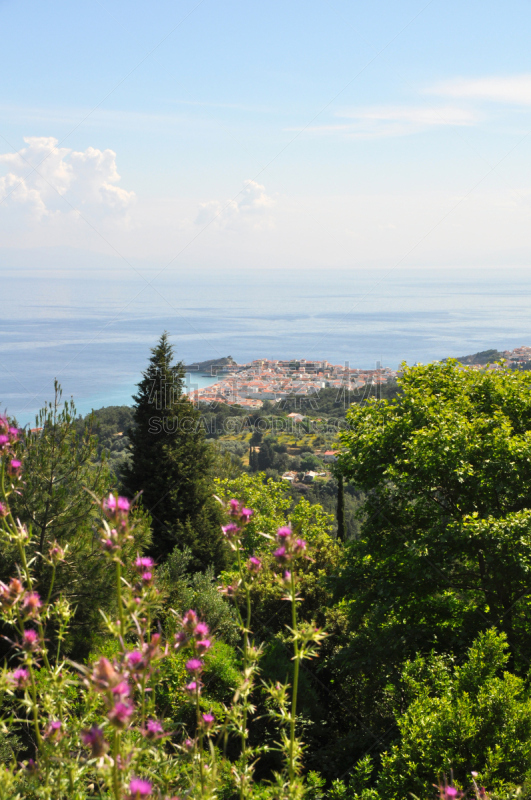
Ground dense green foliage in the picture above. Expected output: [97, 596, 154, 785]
[124, 332, 225, 568]
[6, 350, 531, 798]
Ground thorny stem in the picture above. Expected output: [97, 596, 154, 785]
[112, 730, 120, 800]
[196, 683, 205, 796]
[289, 570, 300, 785]
[115, 560, 125, 640]
[235, 546, 251, 800]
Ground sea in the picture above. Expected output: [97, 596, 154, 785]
[2, 266, 531, 427]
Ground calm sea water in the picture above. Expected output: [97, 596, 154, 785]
[2, 267, 531, 426]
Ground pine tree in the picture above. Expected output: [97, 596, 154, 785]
[124, 333, 225, 569]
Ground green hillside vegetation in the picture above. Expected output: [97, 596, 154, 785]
[6, 343, 531, 797]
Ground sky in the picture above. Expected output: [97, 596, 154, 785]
[1, 0, 531, 270]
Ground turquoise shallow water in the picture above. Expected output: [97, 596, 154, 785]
[2, 267, 531, 426]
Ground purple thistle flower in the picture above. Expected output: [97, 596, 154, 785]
[117, 496, 130, 512]
[135, 556, 155, 572]
[126, 650, 144, 669]
[273, 546, 290, 564]
[293, 538, 307, 555]
[108, 701, 134, 729]
[174, 631, 188, 650]
[221, 523, 240, 540]
[112, 680, 131, 700]
[8, 427, 19, 441]
[141, 571, 152, 583]
[21, 629, 39, 651]
[10, 668, 29, 688]
[8, 459, 21, 475]
[145, 719, 165, 739]
[185, 658, 203, 674]
[228, 498, 241, 516]
[0, 435, 9, 448]
[201, 712, 215, 730]
[248, 556, 262, 573]
[182, 609, 198, 631]
[240, 507, 254, 522]
[48, 542, 65, 563]
[194, 621, 209, 638]
[196, 639, 211, 655]
[81, 725, 107, 757]
[22, 592, 42, 617]
[44, 720, 62, 741]
[276, 526, 292, 542]
[184, 680, 200, 696]
[128, 778, 153, 799]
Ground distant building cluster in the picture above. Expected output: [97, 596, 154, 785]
[189, 358, 397, 408]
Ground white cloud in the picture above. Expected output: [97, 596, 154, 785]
[195, 179, 275, 228]
[0, 136, 135, 222]
[430, 75, 531, 105]
[292, 105, 477, 139]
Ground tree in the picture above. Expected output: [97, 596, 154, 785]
[124, 332, 225, 569]
[377, 630, 531, 799]
[336, 361, 531, 673]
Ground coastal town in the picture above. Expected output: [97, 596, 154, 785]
[187, 346, 531, 409]
[188, 358, 397, 408]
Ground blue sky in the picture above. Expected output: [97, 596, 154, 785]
[1, 0, 531, 269]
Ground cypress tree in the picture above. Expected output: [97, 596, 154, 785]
[124, 333, 225, 569]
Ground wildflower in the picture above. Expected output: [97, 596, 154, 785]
[48, 542, 65, 563]
[128, 778, 153, 799]
[194, 621, 209, 639]
[103, 494, 130, 518]
[185, 658, 203, 674]
[184, 737, 194, 750]
[0, 434, 9, 449]
[248, 556, 262, 573]
[293, 538, 307, 555]
[108, 701, 134, 729]
[282, 570, 292, 587]
[219, 580, 240, 598]
[81, 726, 108, 758]
[135, 556, 155, 572]
[196, 639, 211, 655]
[22, 592, 42, 617]
[91, 657, 120, 691]
[240, 507, 254, 522]
[9, 668, 29, 689]
[21, 629, 39, 651]
[8, 459, 22, 476]
[112, 680, 131, 700]
[276, 526, 292, 542]
[126, 650, 144, 670]
[144, 719, 165, 739]
[174, 631, 188, 651]
[44, 720, 62, 742]
[0, 577, 24, 609]
[182, 609, 198, 631]
[221, 523, 240, 541]
[184, 680, 200, 696]
[228, 498, 241, 516]
[8, 427, 19, 441]
[201, 712, 215, 730]
[273, 546, 289, 564]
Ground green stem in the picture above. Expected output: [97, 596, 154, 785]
[115, 560, 125, 639]
[235, 548, 250, 800]
[112, 730, 120, 800]
[196, 684, 205, 796]
[289, 571, 300, 785]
